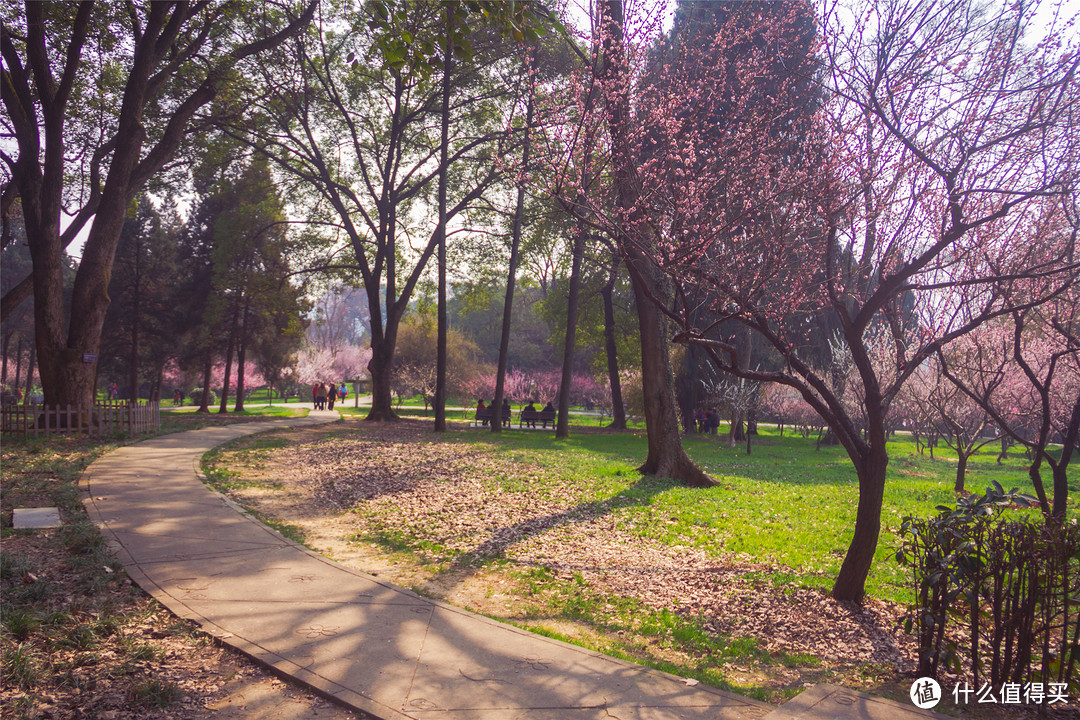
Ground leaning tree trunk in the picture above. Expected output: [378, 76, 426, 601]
[831, 447, 887, 604]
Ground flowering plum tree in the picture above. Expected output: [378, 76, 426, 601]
[938, 202, 1080, 515]
[589, 0, 1079, 602]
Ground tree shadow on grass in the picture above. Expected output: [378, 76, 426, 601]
[429, 474, 676, 588]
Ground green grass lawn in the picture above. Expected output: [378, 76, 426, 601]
[194, 416, 1075, 705]
[408, 424, 1061, 605]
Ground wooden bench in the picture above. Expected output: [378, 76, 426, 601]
[472, 405, 511, 428]
[538, 408, 556, 429]
[473, 406, 492, 427]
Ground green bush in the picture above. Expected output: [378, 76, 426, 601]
[188, 388, 217, 407]
[897, 483, 1079, 691]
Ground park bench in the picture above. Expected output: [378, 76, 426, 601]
[538, 407, 556, 429]
[520, 406, 538, 428]
[471, 405, 511, 428]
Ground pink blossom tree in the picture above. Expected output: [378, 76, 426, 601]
[584, 0, 1080, 602]
[938, 205, 1080, 516]
[923, 346, 1000, 493]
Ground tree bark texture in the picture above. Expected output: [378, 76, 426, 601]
[366, 336, 400, 421]
[197, 352, 212, 413]
[831, 447, 887, 604]
[627, 257, 715, 487]
[556, 216, 588, 439]
[434, 5, 453, 433]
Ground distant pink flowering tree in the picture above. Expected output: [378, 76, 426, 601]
[296, 347, 338, 386]
[939, 237, 1080, 516]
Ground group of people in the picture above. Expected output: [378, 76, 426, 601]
[312, 382, 348, 410]
[475, 398, 511, 426]
[692, 407, 721, 434]
[475, 398, 557, 428]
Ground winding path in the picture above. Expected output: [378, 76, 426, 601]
[81, 415, 943, 720]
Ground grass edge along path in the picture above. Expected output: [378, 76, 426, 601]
[199, 419, 1070, 713]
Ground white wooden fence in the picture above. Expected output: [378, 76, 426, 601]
[0, 400, 160, 439]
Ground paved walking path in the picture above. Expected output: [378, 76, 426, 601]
[81, 414, 945, 720]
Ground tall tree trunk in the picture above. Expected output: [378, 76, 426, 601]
[366, 338, 399, 421]
[234, 302, 250, 413]
[628, 257, 714, 486]
[492, 54, 536, 436]
[128, 291, 140, 404]
[601, 259, 626, 430]
[197, 351, 212, 413]
[151, 362, 164, 402]
[129, 233, 142, 404]
[2, 331, 10, 385]
[434, 5, 453, 433]
[24, 339, 36, 405]
[13, 336, 22, 393]
[556, 216, 587, 439]
[601, 0, 712, 487]
[218, 300, 239, 413]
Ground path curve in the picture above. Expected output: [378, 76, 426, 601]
[80, 415, 780, 719]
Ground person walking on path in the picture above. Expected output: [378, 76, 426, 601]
[327, 382, 336, 411]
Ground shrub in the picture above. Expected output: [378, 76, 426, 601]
[896, 483, 1080, 692]
[188, 388, 217, 407]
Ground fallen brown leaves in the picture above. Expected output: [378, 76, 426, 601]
[233, 421, 916, 682]
[208, 419, 1075, 717]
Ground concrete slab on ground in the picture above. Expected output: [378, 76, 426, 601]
[12, 506, 61, 529]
